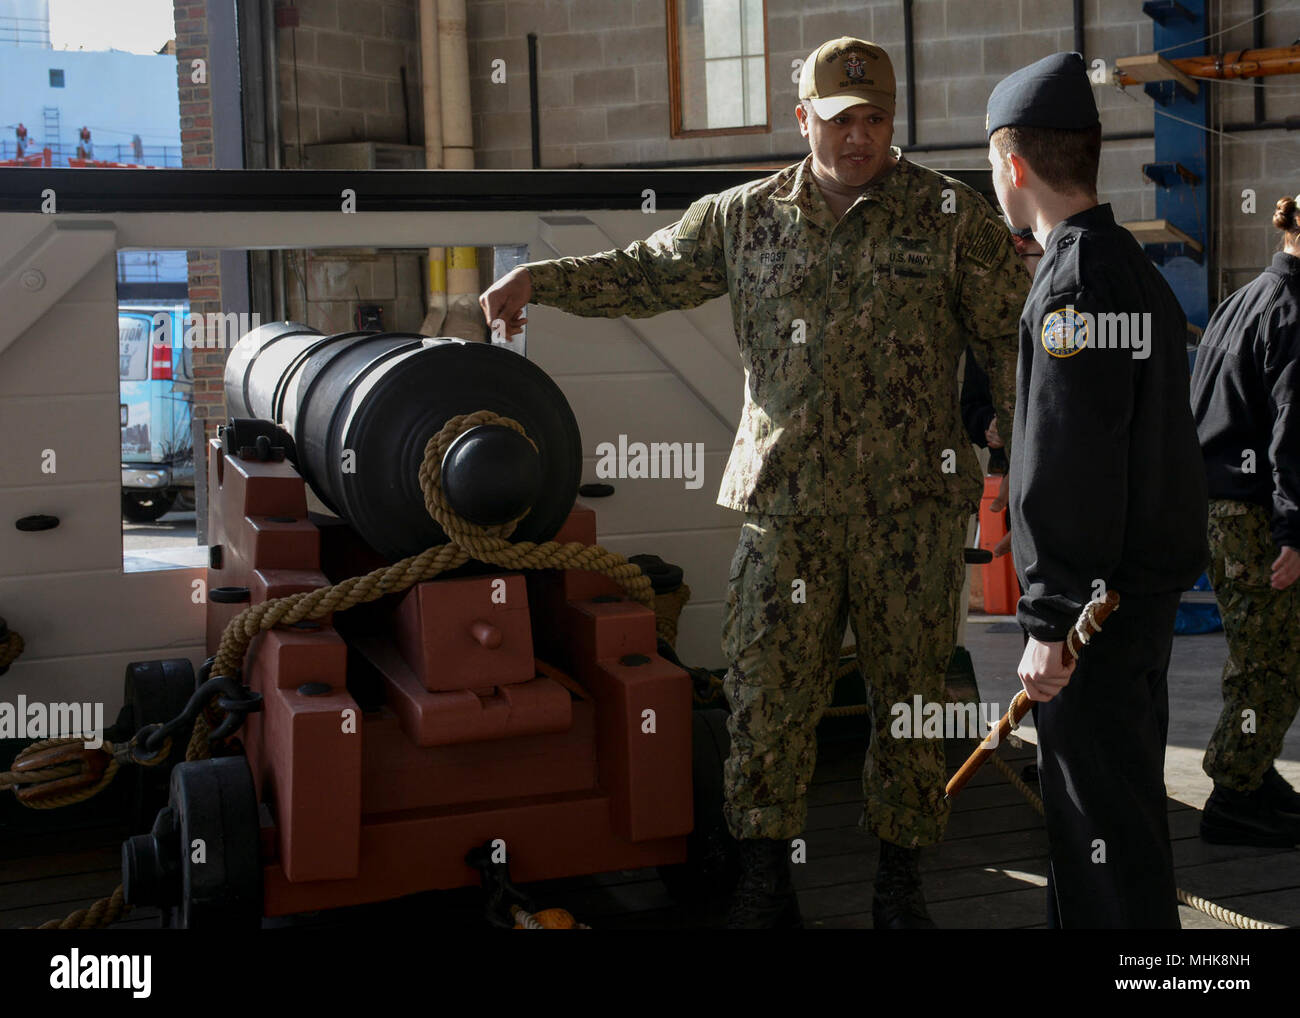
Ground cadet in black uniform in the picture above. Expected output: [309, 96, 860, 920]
[1191, 194, 1300, 846]
[986, 53, 1209, 928]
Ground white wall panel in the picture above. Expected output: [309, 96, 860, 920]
[0, 205, 745, 703]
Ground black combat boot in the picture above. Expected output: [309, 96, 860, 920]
[1260, 766, 1300, 816]
[872, 840, 936, 929]
[724, 838, 802, 929]
[1200, 780, 1300, 847]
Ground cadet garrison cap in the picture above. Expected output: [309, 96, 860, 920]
[985, 52, 1099, 138]
[799, 37, 896, 118]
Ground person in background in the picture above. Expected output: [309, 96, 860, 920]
[1191, 193, 1300, 847]
[963, 230, 1043, 558]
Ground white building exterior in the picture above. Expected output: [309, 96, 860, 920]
[0, 0, 180, 166]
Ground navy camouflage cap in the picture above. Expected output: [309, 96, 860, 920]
[985, 52, 1099, 139]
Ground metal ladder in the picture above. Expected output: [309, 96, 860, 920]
[42, 105, 60, 164]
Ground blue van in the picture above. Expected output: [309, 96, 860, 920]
[118, 303, 195, 522]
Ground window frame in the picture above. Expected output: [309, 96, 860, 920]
[665, 0, 772, 139]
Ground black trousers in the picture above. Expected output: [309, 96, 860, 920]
[1031, 591, 1182, 928]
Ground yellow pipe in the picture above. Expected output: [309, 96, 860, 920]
[419, 0, 447, 335]
[438, 0, 484, 340]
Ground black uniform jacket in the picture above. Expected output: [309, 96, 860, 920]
[961, 347, 996, 448]
[1009, 204, 1208, 641]
[1190, 251, 1300, 548]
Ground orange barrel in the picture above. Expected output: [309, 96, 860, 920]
[978, 476, 1018, 615]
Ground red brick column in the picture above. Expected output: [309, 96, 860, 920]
[174, 0, 225, 441]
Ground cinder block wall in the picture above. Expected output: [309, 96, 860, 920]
[277, 0, 424, 154]
[270, 2, 428, 334]
[1213, 0, 1299, 301]
[470, 0, 1298, 304]
[283, 249, 426, 334]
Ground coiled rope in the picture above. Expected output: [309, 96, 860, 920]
[209, 411, 653, 681]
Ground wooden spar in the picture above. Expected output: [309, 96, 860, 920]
[1115, 45, 1300, 85]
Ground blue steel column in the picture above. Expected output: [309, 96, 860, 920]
[1140, 0, 1211, 331]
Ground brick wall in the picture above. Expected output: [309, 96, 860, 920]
[173, 0, 226, 437]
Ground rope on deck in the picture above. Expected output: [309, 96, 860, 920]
[987, 753, 1286, 930]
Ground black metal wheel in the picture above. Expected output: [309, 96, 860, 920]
[122, 756, 263, 929]
[658, 708, 740, 905]
[113, 659, 197, 832]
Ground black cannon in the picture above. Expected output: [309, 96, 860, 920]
[222, 323, 582, 560]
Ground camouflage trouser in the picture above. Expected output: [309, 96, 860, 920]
[720, 500, 966, 846]
[1202, 499, 1300, 791]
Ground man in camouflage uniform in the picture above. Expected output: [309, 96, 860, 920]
[482, 37, 1028, 928]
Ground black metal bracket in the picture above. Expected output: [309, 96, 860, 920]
[1143, 78, 1198, 106]
[1142, 161, 1201, 188]
[466, 842, 537, 929]
[134, 671, 263, 760]
[1142, 240, 1205, 266]
[218, 418, 294, 463]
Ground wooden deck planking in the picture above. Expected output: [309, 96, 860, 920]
[2, 734, 1296, 930]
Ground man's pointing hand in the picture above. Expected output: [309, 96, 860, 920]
[480, 266, 533, 340]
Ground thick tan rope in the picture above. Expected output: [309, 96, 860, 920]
[1174, 888, 1281, 930]
[211, 411, 654, 681]
[823, 657, 869, 717]
[38, 885, 130, 930]
[823, 704, 870, 717]
[654, 584, 691, 647]
[0, 629, 23, 670]
[187, 711, 212, 763]
[987, 753, 1284, 930]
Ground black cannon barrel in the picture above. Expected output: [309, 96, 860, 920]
[224, 322, 582, 561]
